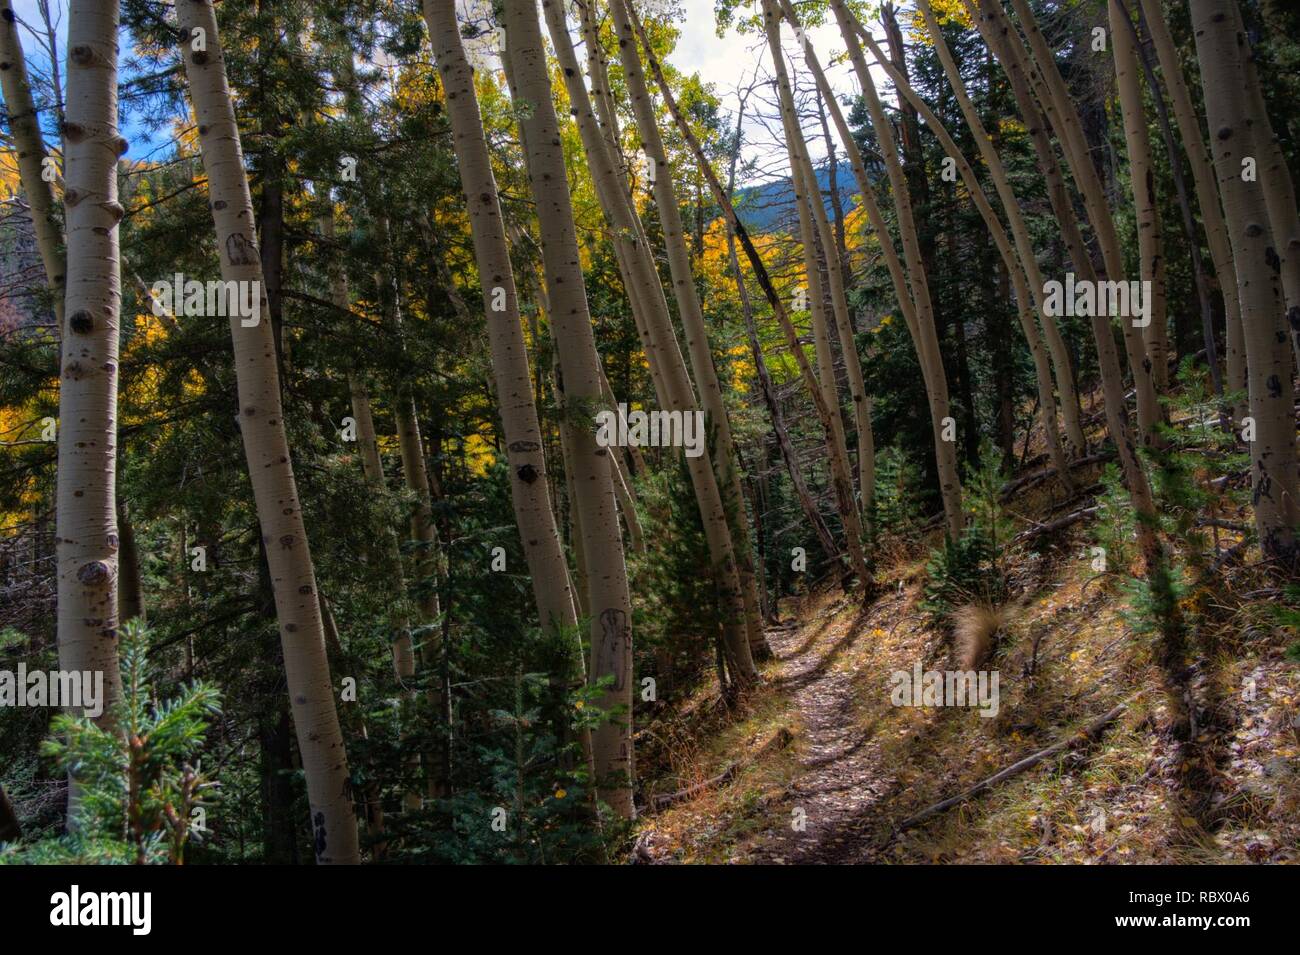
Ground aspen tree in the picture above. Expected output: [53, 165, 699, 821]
[1191, 0, 1300, 562]
[423, 1, 600, 757]
[851, 5, 1072, 491]
[176, 0, 358, 864]
[1111, 0, 1170, 391]
[624, 1, 872, 589]
[500, 0, 636, 816]
[827, 0, 964, 540]
[1002, 0, 1165, 445]
[55, 0, 125, 728]
[764, 0, 877, 519]
[603, 0, 770, 661]
[966, 0, 1163, 565]
[1137, 0, 1244, 417]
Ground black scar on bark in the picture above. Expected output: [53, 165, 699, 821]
[1267, 374, 1282, 398]
[313, 812, 327, 858]
[516, 464, 539, 484]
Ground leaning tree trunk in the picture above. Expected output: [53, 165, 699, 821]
[765, 0, 877, 523]
[625, 1, 872, 589]
[850, 3, 1072, 493]
[55, 0, 125, 735]
[604, 0, 770, 662]
[828, 0, 963, 540]
[1226, 0, 1300, 377]
[500, 0, 636, 818]
[969, 0, 1163, 568]
[1191, 0, 1300, 563]
[1003, 0, 1164, 447]
[1137, 0, 1243, 415]
[0, 1, 64, 332]
[177, 0, 358, 864]
[1111, 0, 1170, 391]
[424, 0, 598, 769]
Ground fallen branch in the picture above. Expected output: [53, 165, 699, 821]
[1013, 506, 1100, 543]
[644, 727, 793, 813]
[892, 698, 1134, 833]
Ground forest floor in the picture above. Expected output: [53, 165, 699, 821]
[632, 467, 1300, 864]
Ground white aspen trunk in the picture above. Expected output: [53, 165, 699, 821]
[604, 0, 769, 662]
[828, 0, 964, 540]
[1191, 0, 1300, 562]
[1111, 0, 1170, 391]
[855, 4, 1071, 492]
[1004, 0, 1164, 446]
[0, 1, 64, 330]
[55, 0, 124, 737]
[500, 0, 636, 817]
[176, 0, 358, 864]
[765, 2, 877, 519]
[1138, 0, 1246, 418]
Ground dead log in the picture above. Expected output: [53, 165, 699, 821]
[893, 699, 1132, 833]
[645, 727, 793, 813]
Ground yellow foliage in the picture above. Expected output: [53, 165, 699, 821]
[909, 0, 973, 43]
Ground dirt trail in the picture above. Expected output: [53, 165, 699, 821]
[752, 591, 912, 864]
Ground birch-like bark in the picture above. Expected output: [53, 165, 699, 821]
[0, 1, 64, 331]
[55, 0, 124, 733]
[1111, 0, 1170, 391]
[1003, 0, 1164, 446]
[1191, 0, 1300, 562]
[624, 1, 872, 589]
[604, 0, 769, 662]
[853, 4, 1071, 491]
[1138, 0, 1245, 415]
[501, 0, 636, 816]
[176, 0, 358, 863]
[765, 0, 876, 521]
[828, 0, 963, 540]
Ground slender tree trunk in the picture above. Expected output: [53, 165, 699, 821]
[765, 2, 876, 523]
[177, 0, 358, 864]
[0, 1, 64, 331]
[603, 0, 770, 664]
[828, 0, 964, 539]
[1111, 0, 1170, 391]
[1137, 0, 1244, 416]
[500, 0, 636, 817]
[852, 2, 1072, 493]
[1004, 0, 1165, 447]
[969, 0, 1163, 568]
[55, 0, 124, 738]
[1191, 0, 1300, 563]
[625, 1, 872, 589]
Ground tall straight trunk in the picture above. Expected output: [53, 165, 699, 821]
[1111, 0, 1170, 391]
[624, 0, 872, 589]
[55, 0, 124, 732]
[1003, 0, 1165, 446]
[969, 0, 1163, 565]
[1226, 0, 1300, 376]
[500, 0, 636, 817]
[1138, 0, 1244, 415]
[853, 3, 1072, 492]
[177, 0, 358, 864]
[829, 0, 963, 540]
[603, 0, 769, 664]
[424, 3, 598, 777]
[1191, 0, 1300, 562]
[0, 1, 64, 331]
[546, 0, 757, 682]
[765, 0, 876, 522]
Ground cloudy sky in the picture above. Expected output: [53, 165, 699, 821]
[6, 0, 894, 183]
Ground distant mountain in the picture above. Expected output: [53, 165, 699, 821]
[732, 159, 858, 233]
